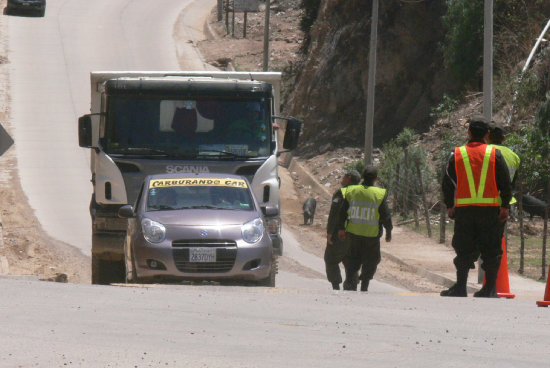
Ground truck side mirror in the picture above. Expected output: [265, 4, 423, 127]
[78, 115, 92, 148]
[282, 117, 302, 150]
[118, 205, 135, 218]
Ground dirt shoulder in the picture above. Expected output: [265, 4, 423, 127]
[0, 4, 90, 283]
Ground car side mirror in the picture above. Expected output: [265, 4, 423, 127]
[118, 205, 135, 218]
[78, 115, 92, 148]
[261, 204, 279, 217]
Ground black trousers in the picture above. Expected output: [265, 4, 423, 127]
[324, 233, 351, 285]
[452, 207, 503, 270]
[344, 232, 381, 284]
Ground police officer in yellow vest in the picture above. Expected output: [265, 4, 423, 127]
[337, 166, 392, 292]
[488, 121, 520, 241]
[325, 169, 361, 290]
[441, 117, 512, 297]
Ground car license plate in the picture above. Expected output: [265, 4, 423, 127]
[189, 248, 216, 263]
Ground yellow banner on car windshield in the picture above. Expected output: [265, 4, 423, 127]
[149, 178, 248, 189]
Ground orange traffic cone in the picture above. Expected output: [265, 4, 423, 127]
[536, 266, 550, 307]
[496, 236, 515, 299]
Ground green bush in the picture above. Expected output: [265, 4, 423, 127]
[441, 0, 483, 87]
[430, 94, 460, 121]
[378, 128, 435, 215]
[507, 95, 550, 193]
[344, 160, 364, 177]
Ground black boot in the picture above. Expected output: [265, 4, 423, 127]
[474, 264, 499, 298]
[331, 282, 340, 290]
[441, 268, 468, 297]
[360, 280, 369, 292]
[343, 270, 358, 291]
[343, 280, 357, 291]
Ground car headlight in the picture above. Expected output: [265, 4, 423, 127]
[241, 218, 264, 244]
[141, 218, 166, 243]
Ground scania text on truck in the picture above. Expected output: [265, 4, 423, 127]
[78, 71, 301, 284]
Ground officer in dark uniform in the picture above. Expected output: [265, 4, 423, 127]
[441, 117, 512, 297]
[325, 169, 361, 290]
[337, 166, 392, 292]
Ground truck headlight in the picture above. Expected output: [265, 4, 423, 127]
[265, 216, 280, 235]
[141, 218, 166, 243]
[241, 218, 264, 244]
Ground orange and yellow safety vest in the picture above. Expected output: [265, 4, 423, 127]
[454, 142, 499, 207]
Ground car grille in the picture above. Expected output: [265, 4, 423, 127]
[172, 239, 237, 273]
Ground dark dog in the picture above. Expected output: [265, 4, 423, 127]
[520, 194, 549, 219]
[303, 197, 317, 225]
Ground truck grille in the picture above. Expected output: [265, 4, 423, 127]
[172, 239, 237, 273]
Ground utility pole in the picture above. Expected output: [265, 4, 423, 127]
[232, 0, 236, 38]
[364, 0, 379, 167]
[483, 0, 493, 123]
[479, 0, 493, 284]
[217, 0, 223, 21]
[263, 0, 271, 71]
[225, 0, 230, 34]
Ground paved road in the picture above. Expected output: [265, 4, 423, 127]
[7, 0, 214, 253]
[1, 276, 550, 367]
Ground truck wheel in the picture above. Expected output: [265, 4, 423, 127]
[256, 257, 277, 287]
[91, 255, 125, 285]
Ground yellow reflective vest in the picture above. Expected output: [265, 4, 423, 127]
[343, 185, 387, 237]
[491, 145, 520, 205]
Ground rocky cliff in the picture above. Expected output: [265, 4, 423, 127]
[284, 0, 449, 155]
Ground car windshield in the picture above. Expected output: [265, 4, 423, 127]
[146, 179, 255, 212]
[102, 97, 272, 159]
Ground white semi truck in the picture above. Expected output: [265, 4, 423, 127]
[78, 71, 301, 284]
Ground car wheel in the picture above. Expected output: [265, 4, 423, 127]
[38, 8, 45, 17]
[256, 257, 277, 287]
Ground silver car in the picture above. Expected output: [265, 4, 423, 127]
[118, 173, 277, 286]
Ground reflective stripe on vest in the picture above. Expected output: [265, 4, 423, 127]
[344, 185, 386, 237]
[455, 144, 499, 206]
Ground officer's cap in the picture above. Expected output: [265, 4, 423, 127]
[467, 116, 490, 132]
[362, 166, 378, 180]
[489, 120, 506, 134]
[343, 169, 361, 184]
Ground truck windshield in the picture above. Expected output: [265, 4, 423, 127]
[147, 185, 255, 212]
[102, 97, 272, 159]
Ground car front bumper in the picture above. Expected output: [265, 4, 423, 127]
[132, 236, 273, 281]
